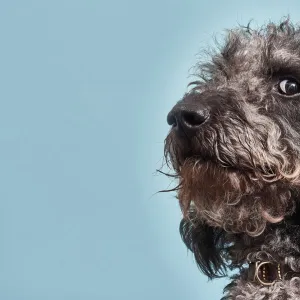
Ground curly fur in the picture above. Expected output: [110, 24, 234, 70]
[223, 277, 300, 300]
[163, 19, 300, 299]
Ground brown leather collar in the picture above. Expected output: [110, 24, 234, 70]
[248, 261, 300, 286]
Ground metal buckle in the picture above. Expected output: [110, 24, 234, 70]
[253, 261, 282, 286]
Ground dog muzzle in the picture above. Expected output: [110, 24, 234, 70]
[248, 261, 300, 286]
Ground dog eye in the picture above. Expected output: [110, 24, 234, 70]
[278, 79, 300, 95]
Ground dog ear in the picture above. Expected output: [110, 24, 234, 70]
[179, 215, 228, 279]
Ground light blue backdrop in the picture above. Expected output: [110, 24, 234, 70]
[0, 1, 299, 299]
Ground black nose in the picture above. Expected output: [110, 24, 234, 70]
[167, 105, 209, 133]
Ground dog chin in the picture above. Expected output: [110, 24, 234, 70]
[177, 158, 292, 236]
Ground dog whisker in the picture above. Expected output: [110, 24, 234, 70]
[161, 18, 300, 299]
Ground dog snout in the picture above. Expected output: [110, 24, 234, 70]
[167, 104, 209, 133]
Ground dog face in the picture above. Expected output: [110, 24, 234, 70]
[165, 21, 300, 237]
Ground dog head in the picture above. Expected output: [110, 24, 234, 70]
[165, 20, 300, 240]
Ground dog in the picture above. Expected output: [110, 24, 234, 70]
[163, 20, 300, 299]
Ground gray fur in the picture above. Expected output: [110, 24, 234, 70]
[164, 19, 300, 299]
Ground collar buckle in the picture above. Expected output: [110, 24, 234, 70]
[249, 261, 282, 286]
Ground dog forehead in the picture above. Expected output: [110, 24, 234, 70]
[193, 24, 300, 93]
[229, 31, 300, 70]
[215, 37, 300, 81]
[230, 43, 262, 71]
[208, 43, 264, 86]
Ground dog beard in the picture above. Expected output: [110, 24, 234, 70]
[177, 158, 294, 236]
[164, 101, 300, 236]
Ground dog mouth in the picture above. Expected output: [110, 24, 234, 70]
[177, 158, 246, 180]
[169, 141, 253, 177]
[181, 156, 276, 179]
[165, 130, 278, 181]
[164, 133, 292, 235]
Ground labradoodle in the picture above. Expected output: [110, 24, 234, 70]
[164, 19, 300, 299]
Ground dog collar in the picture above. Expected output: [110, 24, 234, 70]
[248, 261, 300, 286]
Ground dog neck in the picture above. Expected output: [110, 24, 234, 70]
[240, 202, 300, 286]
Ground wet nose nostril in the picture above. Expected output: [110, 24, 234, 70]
[167, 104, 209, 133]
[167, 113, 177, 127]
[181, 111, 208, 127]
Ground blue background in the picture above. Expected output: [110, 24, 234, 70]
[0, 1, 298, 299]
